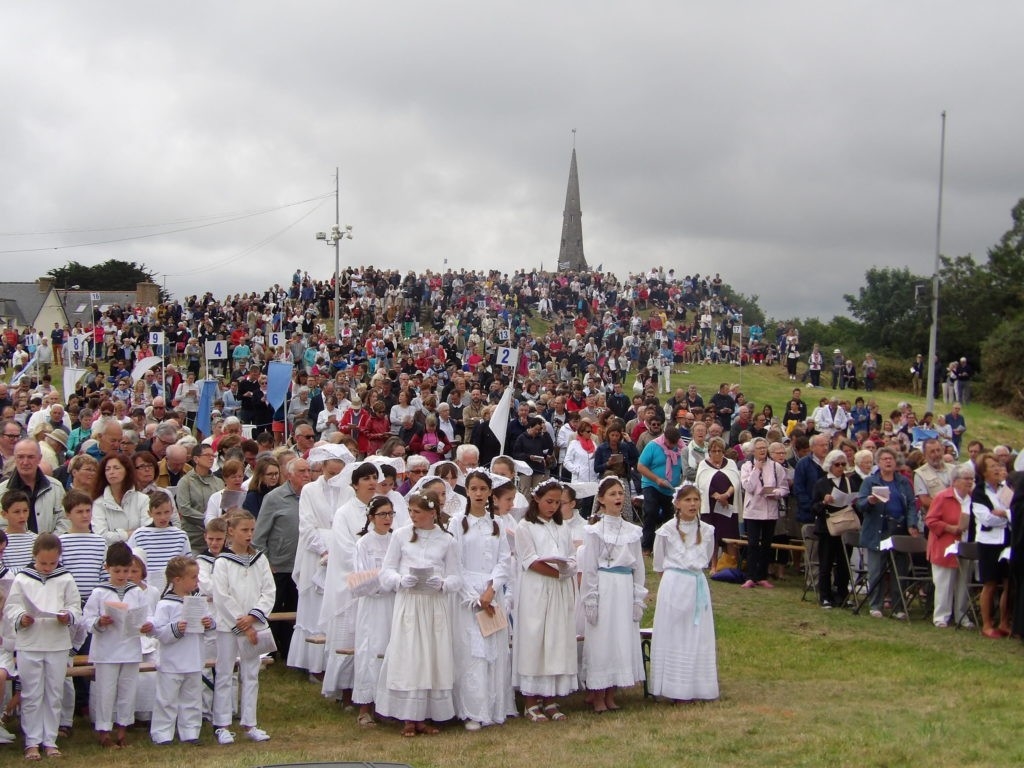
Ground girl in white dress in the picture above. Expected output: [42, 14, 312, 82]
[452, 471, 516, 731]
[375, 490, 462, 737]
[649, 484, 719, 702]
[351, 496, 396, 728]
[491, 456, 530, 520]
[580, 477, 647, 712]
[512, 479, 578, 723]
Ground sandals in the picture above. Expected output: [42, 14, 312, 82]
[542, 704, 567, 721]
[25, 747, 41, 761]
[44, 748, 63, 759]
[415, 723, 440, 735]
[401, 723, 418, 738]
[524, 705, 548, 723]
[357, 713, 376, 728]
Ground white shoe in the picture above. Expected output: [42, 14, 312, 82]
[0, 724, 13, 742]
[869, 609, 883, 619]
[464, 720, 482, 731]
[215, 728, 235, 745]
[245, 726, 270, 742]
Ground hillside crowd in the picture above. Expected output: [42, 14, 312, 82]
[0, 263, 1021, 753]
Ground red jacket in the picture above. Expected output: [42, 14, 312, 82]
[924, 486, 968, 568]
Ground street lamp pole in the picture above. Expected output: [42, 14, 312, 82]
[333, 167, 340, 339]
[925, 111, 946, 414]
[317, 168, 353, 343]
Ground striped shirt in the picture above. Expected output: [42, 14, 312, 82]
[127, 525, 191, 583]
[2, 531, 37, 575]
[59, 532, 109, 605]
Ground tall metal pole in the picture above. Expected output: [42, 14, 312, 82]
[333, 167, 340, 342]
[925, 111, 946, 413]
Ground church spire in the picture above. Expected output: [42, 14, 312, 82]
[557, 145, 588, 273]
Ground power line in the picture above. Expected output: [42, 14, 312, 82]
[162, 197, 330, 278]
[0, 192, 334, 253]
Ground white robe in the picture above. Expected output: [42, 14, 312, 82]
[649, 517, 719, 701]
[288, 476, 342, 674]
[374, 525, 462, 722]
[580, 516, 646, 690]
[451, 512, 517, 725]
[511, 518, 578, 697]
[319, 495, 370, 697]
[350, 530, 395, 705]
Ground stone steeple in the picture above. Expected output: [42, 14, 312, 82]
[557, 147, 588, 272]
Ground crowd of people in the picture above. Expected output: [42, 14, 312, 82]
[0, 262, 1020, 753]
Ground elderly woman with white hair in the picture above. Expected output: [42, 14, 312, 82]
[811, 449, 861, 608]
[739, 437, 789, 588]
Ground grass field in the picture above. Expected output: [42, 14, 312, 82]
[658, 362, 1019, 451]
[21, 571, 1024, 768]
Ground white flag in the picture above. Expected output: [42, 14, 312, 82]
[62, 368, 88, 404]
[488, 386, 513, 451]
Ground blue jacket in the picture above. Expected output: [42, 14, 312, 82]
[856, 472, 917, 550]
[793, 455, 825, 523]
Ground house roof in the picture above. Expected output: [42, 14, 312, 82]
[0, 282, 51, 325]
[63, 290, 138, 326]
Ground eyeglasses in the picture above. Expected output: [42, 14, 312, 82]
[3, 433, 20, 438]
[833, 462, 848, 467]
[134, 464, 152, 471]
[372, 511, 396, 517]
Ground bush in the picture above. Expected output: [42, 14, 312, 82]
[979, 315, 1024, 418]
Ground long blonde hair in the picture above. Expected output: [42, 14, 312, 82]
[673, 485, 702, 545]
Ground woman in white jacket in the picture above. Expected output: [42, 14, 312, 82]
[563, 419, 600, 517]
[92, 454, 149, 545]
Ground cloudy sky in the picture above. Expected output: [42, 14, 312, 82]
[1, 2, 1021, 320]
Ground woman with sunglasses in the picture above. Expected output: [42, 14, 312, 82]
[563, 418, 600, 518]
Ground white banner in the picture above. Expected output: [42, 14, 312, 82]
[130, 355, 164, 383]
[63, 368, 88, 404]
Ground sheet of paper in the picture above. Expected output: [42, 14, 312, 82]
[713, 503, 735, 518]
[408, 565, 436, 590]
[183, 595, 208, 634]
[124, 605, 149, 637]
[830, 488, 855, 507]
[879, 537, 894, 551]
[346, 569, 381, 597]
[999, 546, 1011, 562]
[25, 593, 61, 619]
[870, 486, 891, 502]
[944, 542, 960, 558]
[476, 604, 508, 638]
[220, 490, 246, 511]
[104, 600, 129, 634]
[998, 485, 1014, 509]
[239, 627, 277, 659]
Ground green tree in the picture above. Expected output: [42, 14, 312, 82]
[979, 314, 1024, 417]
[721, 287, 765, 328]
[843, 267, 930, 357]
[47, 260, 168, 300]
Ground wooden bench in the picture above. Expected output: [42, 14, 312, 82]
[67, 655, 273, 679]
[722, 537, 805, 554]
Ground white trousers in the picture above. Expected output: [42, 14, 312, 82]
[931, 563, 971, 625]
[18, 650, 67, 748]
[151, 671, 202, 743]
[92, 662, 139, 730]
[213, 633, 261, 728]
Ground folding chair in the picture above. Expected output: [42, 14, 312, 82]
[841, 530, 870, 612]
[887, 535, 932, 620]
[800, 524, 820, 603]
[953, 541, 984, 630]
